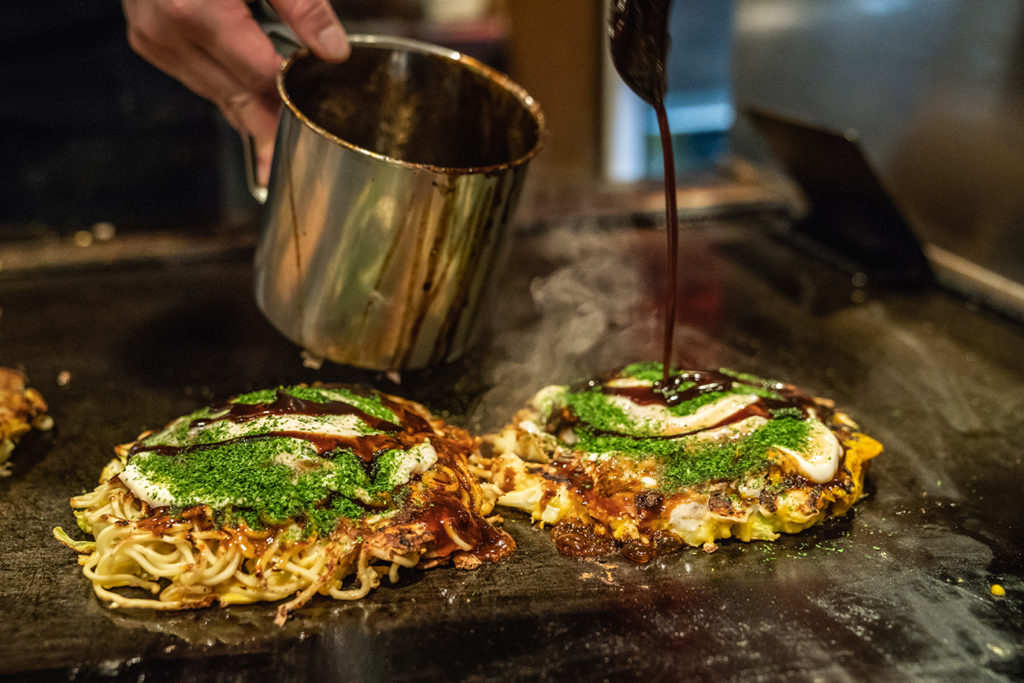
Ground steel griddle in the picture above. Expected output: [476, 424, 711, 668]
[0, 215, 1021, 681]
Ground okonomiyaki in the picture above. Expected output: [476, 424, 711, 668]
[55, 384, 513, 624]
[474, 363, 882, 562]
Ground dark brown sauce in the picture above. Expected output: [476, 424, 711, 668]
[132, 511, 184, 534]
[416, 495, 515, 564]
[633, 489, 666, 518]
[130, 385, 437, 466]
[550, 517, 683, 564]
[132, 430, 429, 471]
[610, 369, 741, 407]
[133, 503, 211, 533]
[620, 530, 683, 564]
[222, 525, 279, 559]
[195, 387, 408, 433]
[288, 431, 423, 461]
[551, 519, 617, 558]
[543, 451, 682, 563]
[655, 100, 679, 383]
[411, 442, 516, 563]
[602, 368, 826, 426]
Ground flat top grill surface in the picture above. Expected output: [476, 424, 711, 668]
[1, 217, 1021, 681]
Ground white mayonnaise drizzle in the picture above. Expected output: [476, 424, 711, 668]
[604, 393, 761, 436]
[770, 418, 842, 484]
[588, 383, 842, 484]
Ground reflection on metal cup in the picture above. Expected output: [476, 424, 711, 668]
[254, 35, 544, 370]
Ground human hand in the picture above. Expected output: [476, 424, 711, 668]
[123, 0, 350, 186]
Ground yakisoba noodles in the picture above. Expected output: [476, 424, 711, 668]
[55, 385, 513, 624]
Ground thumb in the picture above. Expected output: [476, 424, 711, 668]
[270, 0, 350, 61]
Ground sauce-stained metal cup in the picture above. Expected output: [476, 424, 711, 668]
[252, 35, 544, 370]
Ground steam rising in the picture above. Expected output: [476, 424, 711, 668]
[470, 223, 708, 428]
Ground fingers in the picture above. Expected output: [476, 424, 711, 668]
[123, 0, 282, 100]
[121, 0, 351, 187]
[269, 0, 350, 61]
[123, 0, 283, 162]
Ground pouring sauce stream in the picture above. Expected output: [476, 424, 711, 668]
[609, 0, 678, 383]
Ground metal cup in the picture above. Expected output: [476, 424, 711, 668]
[252, 35, 544, 370]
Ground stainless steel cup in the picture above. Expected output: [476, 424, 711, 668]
[253, 35, 544, 370]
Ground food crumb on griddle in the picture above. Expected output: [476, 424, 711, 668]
[0, 368, 52, 475]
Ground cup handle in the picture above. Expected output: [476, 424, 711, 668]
[244, 134, 269, 205]
[245, 14, 303, 204]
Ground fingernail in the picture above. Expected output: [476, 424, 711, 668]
[318, 25, 350, 61]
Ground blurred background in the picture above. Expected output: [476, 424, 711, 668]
[2, 0, 1023, 310]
